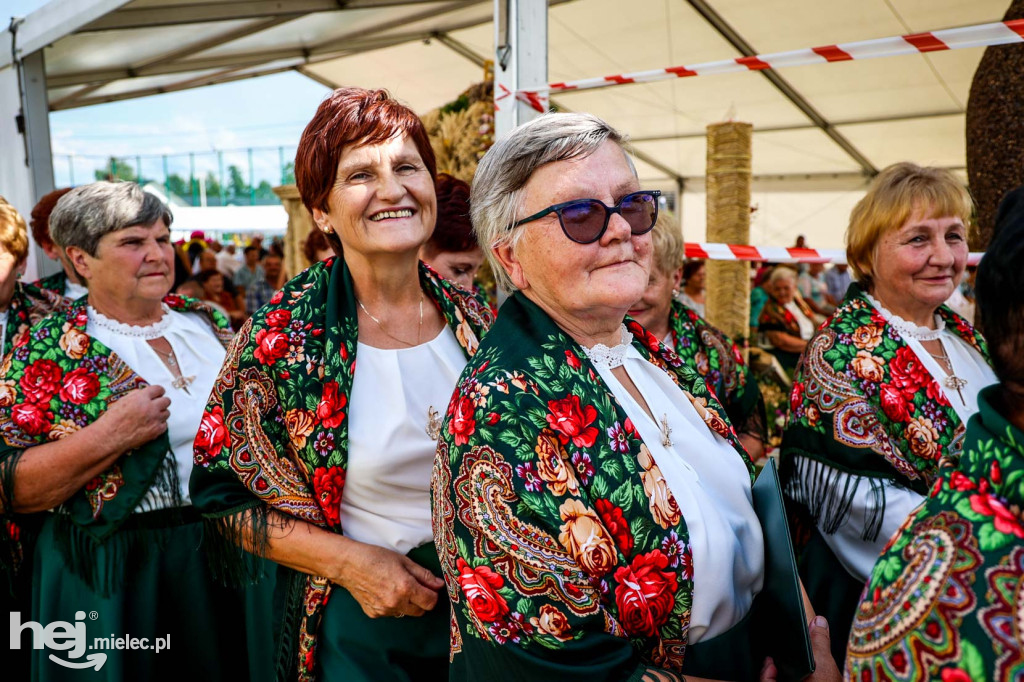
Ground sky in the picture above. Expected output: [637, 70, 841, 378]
[6, 0, 332, 187]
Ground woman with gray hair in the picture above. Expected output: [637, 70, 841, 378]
[0, 181, 276, 681]
[432, 113, 839, 681]
[757, 266, 816, 374]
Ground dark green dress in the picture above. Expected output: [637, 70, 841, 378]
[846, 386, 1024, 681]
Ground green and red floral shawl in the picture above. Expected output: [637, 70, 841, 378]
[0, 294, 231, 592]
[189, 256, 493, 681]
[780, 283, 990, 541]
[432, 293, 753, 680]
[32, 270, 69, 300]
[846, 385, 1024, 682]
[668, 299, 765, 444]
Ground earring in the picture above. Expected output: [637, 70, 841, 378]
[672, 288, 680, 297]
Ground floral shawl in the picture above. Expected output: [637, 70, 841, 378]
[667, 299, 765, 443]
[432, 293, 753, 679]
[189, 256, 493, 681]
[757, 293, 813, 337]
[846, 386, 1024, 681]
[0, 294, 231, 592]
[32, 270, 68, 299]
[780, 283, 989, 541]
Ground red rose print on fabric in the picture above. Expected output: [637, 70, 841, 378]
[312, 466, 346, 526]
[253, 328, 290, 365]
[12, 402, 54, 436]
[546, 395, 599, 448]
[195, 405, 231, 460]
[448, 395, 477, 446]
[879, 384, 911, 423]
[612, 550, 679, 637]
[58, 367, 100, 405]
[456, 558, 510, 624]
[316, 382, 347, 429]
[890, 346, 930, 400]
[594, 498, 634, 556]
[20, 359, 62, 403]
[265, 309, 292, 328]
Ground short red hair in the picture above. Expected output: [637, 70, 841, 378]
[294, 88, 436, 215]
[30, 187, 73, 251]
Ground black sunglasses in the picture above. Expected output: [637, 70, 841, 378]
[513, 190, 661, 244]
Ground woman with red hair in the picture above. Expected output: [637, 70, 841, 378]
[29, 187, 88, 301]
[189, 88, 494, 681]
[420, 173, 484, 292]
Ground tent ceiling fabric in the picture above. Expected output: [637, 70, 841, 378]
[18, 0, 1014, 185]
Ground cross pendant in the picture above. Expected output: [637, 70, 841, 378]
[172, 375, 195, 395]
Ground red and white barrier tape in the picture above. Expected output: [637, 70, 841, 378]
[518, 18, 1024, 103]
[685, 242, 984, 266]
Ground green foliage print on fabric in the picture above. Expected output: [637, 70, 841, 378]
[846, 386, 1024, 681]
[191, 257, 493, 682]
[666, 299, 764, 441]
[433, 293, 752, 677]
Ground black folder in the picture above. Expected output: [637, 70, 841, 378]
[750, 458, 815, 680]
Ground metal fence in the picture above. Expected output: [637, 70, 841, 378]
[52, 146, 298, 207]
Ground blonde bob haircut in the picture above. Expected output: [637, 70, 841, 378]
[0, 197, 30, 265]
[649, 210, 684, 276]
[846, 162, 972, 291]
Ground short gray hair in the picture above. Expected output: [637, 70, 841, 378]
[50, 181, 173, 256]
[767, 265, 798, 285]
[470, 112, 634, 292]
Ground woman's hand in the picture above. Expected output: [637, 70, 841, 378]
[765, 330, 808, 354]
[332, 539, 445, 618]
[10, 386, 170, 513]
[97, 385, 171, 453]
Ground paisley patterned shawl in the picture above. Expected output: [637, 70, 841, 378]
[189, 256, 493, 681]
[0, 294, 230, 590]
[780, 282, 990, 540]
[667, 299, 765, 443]
[432, 292, 753, 679]
[846, 385, 1024, 682]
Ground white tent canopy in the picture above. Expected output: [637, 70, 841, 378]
[0, 0, 1010, 251]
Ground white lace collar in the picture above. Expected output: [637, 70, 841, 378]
[864, 292, 945, 342]
[88, 304, 173, 340]
[579, 325, 632, 369]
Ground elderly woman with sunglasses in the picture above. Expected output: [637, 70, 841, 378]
[432, 113, 840, 682]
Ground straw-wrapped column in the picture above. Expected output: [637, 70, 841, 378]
[273, 184, 314, 277]
[704, 122, 752, 346]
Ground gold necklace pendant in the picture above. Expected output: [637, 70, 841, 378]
[659, 413, 673, 447]
[426, 406, 442, 441]
[172, 374, 195, 394]
[944, 374, 968, 405]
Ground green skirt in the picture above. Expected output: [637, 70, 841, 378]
[25, 507, 279, 682]
[316, 542, 449, 682]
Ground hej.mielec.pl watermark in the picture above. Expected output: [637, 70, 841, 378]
[10, 611, 170, 671]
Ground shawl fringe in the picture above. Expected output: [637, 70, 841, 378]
[784, 454, 886, 542]
[275, 569, 306, 682]
[50, 448, 184, 596]
[200, 500, 273, 587]
[0, 448, 29, 594]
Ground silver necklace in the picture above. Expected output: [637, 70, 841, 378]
[146, 341, 195, 394]
[931, 338, 968, 405]
[357, 295, 424, 347]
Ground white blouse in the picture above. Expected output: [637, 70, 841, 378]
[341, 325, 467, 555]
[65, 279, 88, 301]
[792, 296, 997, 582]
[87, 306, 227, 509]
[591, 344, 764, 643]
[785, 301, 815, 340]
